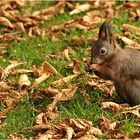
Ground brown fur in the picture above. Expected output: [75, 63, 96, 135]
[87, 22, 140, 106]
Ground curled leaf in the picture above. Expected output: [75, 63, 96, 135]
[0, 16, 14, 28]
[115, 34, 140, 49]
[15, 22, 25, 32]
[29, 118, 102, 139]
[18, 74, 31, 95]
[69, 3, 91, 15]
[61, 48, 71, 61]
[67, 59, 81, 74]
[0, 81, 13, 92]
[51, 74, 78, 86]
[101, 101, 123, 112]
[1, 61, 24, 80]
[34, 73, 51, 85]
[122, 104, 140, 118]
[100, 115, 118, 131]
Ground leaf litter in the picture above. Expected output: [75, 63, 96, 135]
[0, 0, 140, 139]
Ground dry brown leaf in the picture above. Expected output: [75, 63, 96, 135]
[107, 130, 130, 139]
[47, 92, 63, 112]
[122, 24, 140, 36]
[0, 16, 14, 28]
[77, 135, 98, 140]
[41, 87, 60, 97]
[43, 61, 62, 77]
[83, 13, 105, 25]
[9, 133, 27, 140]
[71, 36, 85, 46]
[115, 34, 140, 49]
[61, 48, 71, 61]
[12, 69, 33, 74]
[82, 57, 90, 63]
[32, 85, 77, 101]
[35, 86, 77, 122]
[18, 74, 31, 95]
[43, 111, 59, 122]
[122, 104, 140, 118]
[58, 85, 77, 101]
[100, 115, 118, 131]
[34, 73, 51, 85]
[1, 61, 24, 80]
[0, 90, 21, 109]
[14, 22, 25, 32]
[51, 74, 78, 86]
[26, 123, 51, 131]
[71, 36, 96, 46]
[2, 10, 18, 21]
[69, 3, 91, 15]
[27, 118, 102, 139]
[67, 59, 81, 74]
[35, 113, 44, 125]
[87, 79, 115, 97]
[32, 1, 65, 16]
[33, 61, 60, 78]
[101, 101, 123, 112]
[62, 118, 102, 138]
[41, 94, 62, 122]
[0, 81, 13, 92]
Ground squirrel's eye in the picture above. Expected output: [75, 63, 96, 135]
[100, 48, 107, 55]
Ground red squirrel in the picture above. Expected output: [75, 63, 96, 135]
[86, 22, 140, 106]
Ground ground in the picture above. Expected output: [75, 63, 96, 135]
[0, 1, 140, 139]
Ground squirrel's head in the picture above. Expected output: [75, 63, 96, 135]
[91, 22, 117, 65]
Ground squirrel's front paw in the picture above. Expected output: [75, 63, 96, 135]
[89, 64, 100, 71]
[85, 63, 95, 73]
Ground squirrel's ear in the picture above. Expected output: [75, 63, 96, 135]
[99, 22, 114, 44]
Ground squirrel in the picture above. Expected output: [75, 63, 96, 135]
[86, 22, 140, 106]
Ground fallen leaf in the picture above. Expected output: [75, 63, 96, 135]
[61, 48, 71, 61]
[83, 14, 105, 25]
[1, 61, 24, 80]
[12, 69, 33, 74]
[41, 87, 60, 97]
[47, 92, 62, 112]
[77, 135, 98, 140]
[101, 101, 123, 112]
[0, 81, 13, 92]
[87, 79, 115, 97]
[115, 34, 140, 49]
[31, 85, 77, 101]
[42, 61, 62, 77]
[0, 16, 14, 28]
[35, 113, 44, 125]
[32, 1, 65, 16]
[67, 59, 81, 74]
[32, 118, 102, 139]
[71, 36, 96, 46]
[100, 115, 118, 131]
[69, 3, 91, 15]
[14, 22, 25, 32]
[9, 133, 27, 140]
[34, 73, 51, 85]
[43, 110, 59, 122]
[51, 74, 78, 86]
[18, 74, 31, 95]
[58, 85, 77, 101]
[122, 104, 140, 118]
[107, 130, 130, 139]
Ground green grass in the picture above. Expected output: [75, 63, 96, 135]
[0, 1, 140, 139]
[0, 95, 36, 138]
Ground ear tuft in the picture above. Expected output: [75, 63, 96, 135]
[98, 22, 113, 43]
